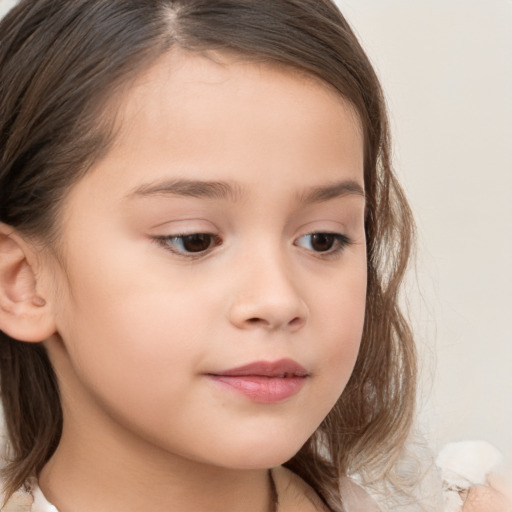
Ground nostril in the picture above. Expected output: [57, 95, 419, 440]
[245, 316, 303, 329]
[289, 317, 302, 327]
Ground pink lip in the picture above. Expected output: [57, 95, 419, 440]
[207, 359, 309, 403]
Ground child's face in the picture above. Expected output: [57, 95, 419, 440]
[44, 50, 367, 469]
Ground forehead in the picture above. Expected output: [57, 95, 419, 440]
[109, 48, 363, 160]
[122, 47, 358, 113]
[72, 47, 365, 209]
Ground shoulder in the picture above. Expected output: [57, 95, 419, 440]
[271, 466, 382, 512]
[271, 466, 331, 511]
[339, 476, 382, 512]
[1, 477, 58, 512]
[343, 439, 511, 512]
[1, 483, 33, 512]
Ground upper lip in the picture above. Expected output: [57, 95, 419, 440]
[209, 358, 309, 378]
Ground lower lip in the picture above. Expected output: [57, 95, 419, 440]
[207, 375, 307, 403]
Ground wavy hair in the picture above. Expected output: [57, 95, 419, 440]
[0, 1, 416, 509]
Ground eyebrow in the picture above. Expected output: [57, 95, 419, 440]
[129, 179, 243, 201]
[128, 178, 365, 203]
[297, 180, 365, 204]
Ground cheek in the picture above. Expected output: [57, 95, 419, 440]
[306, 256, 367, 404]
[52, 249, 209, 408]
[60, 289, 200, 371]
[53, 285, 213, 450]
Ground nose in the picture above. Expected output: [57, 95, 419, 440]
[228, 251, 308, 332]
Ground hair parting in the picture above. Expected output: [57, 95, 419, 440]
[0, 2, 416, 509]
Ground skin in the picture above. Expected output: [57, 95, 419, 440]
[25, 49, 367, 511]
[0, 48, 509, 512]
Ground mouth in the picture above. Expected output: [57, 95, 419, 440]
[206, 359, 309, 403]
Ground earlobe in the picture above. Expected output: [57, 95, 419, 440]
[0, 223, 56, 342]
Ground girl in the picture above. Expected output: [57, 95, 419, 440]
[0, 1, 508, 511]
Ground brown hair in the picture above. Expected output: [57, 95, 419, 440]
[0, 1, 416, 509]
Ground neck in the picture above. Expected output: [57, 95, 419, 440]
[39, 420, 275, 512]
[39, 338, 278, 512]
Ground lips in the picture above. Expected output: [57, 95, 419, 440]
[212, 359, 308, 378]
[207, 359, 309, 403]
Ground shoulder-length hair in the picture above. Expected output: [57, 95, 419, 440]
[0, 1, 415, 509]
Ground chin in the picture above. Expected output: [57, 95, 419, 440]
[208, 432, 312, 470]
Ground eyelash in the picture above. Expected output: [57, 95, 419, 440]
[153, 232, 352, 259]
[153, 233, 223, 258]
[294, 232, 352, 258]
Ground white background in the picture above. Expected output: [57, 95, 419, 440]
[335, 0, 512, 461]
[1, 0, 511, 460]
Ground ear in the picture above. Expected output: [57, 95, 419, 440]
[0, 223, 56, 342]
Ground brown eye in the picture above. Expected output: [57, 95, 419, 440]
[157, 233, 220, 255]
[309, 233, 336, 252]
[180, 234, 214, 253]
[295, 232, 351, 254]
